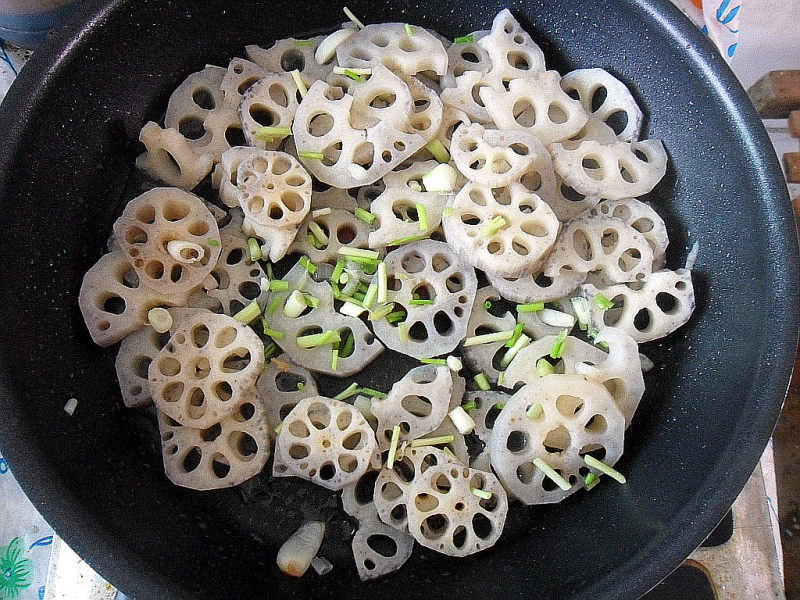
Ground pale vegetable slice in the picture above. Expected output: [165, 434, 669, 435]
[441, 31, 491, 89]
[440, 70, 494, 125]
[488, 374, 625, 504]
[487, 270, 586, 304]
[219, 57, 266, 107]
[559, 114, 619, 151]
[276, 396, 377, 490]
[372, 240, 478, 359]
[198, 104, 245, 163]
[149, 312, 264, 428]
[582, 269, 696, 343]
[78, 250, 192, 347]
[238, 74, 301, 150]
[403, 75, 444, 142]
[157, 398, 270, 491]
[165, 65, 226, 147]
[560, 68, 644, 141]
[336, 23, 448, 76]
[517, 301, 574, 340]
[114, 187, 222, 295]
[347, 64, 416, 131]
[406, 463, 508, 556]
[246, 35, 332, 83]
[276, 521, 325, 577]
[431, 105, 471, 152]
[265, 262, 384, 376]
[255, 358, 319, 430]
[464, 390, 510, 471]
[478, 9, 546, 82]
[289, 208, 373, 263]
[310, 186, 358, 212]
[116, 326, 168, 408]
[543, 215, 654, 284]
[212, 147, 263, 208]
[589, 198, 669, 269]
[135, 122, 213, 190]
[550, 139, 668, 200]
[480, 72, 588, 146]
[443, 182, 559, 278]
[315, 28, 356, 65]
[371, 365, 453, 451]
[461, 287, 516, 385]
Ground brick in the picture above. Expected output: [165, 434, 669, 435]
[785, 152, 800, 183]
[790, 110, 800, 138]
[748, 71, 800, 119]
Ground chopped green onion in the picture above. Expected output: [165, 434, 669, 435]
[147, 307, 173, 333]
[474, 373, 491, 391]
[343, 6, 365, 29]
[463, 330, 514, 346]
[584, 473, 600, 491]
[233, 299, 261, 324]
[360, 387, 386, 399]
[494, 402, 507, 411]
[420, 358, 447, 365]
[344, 68, 363, 81]
[269, 279, 290, 292]
[416, 203, 429, 231]
[398, 323, 409, 342]
[303, 293, 320, 308]
[526, 402, 544, 420]
[446, 355, 463, 372]
[449, 406, 476, 434]
[266, 263, 274, 279]
[550, 329, 569, 359]
[262, 325, 285, 340]
[308, 221, 329, 246]
[594, 293, 614, 311]
[294, 39, 315, 46]
[497, 371, 505, 387]
[299, 256, 317, 275]
[425, 139, 450, 163]
[533, 458, 572, 491]
[299, 150, 324, 160]
[536, 358, 554, 377]
[388, 233, 429, 246]
[483, 300, 492, 310]
[369, 302, 394, 321]
[454, 34, 475, 44]
[334, 382, 361, 401]
[377, 261, 388, 303]
[267, 295, 282, 315]
[207, 239, 220, 247]
[362, 282, 378, 309]
[331, 259, 346, 286]
[297, 382, 305, 391]
[331, 348, 340, 371]
[409, 435, 454, 448]
[274, 422, 283, 435]
[500, 333, 531, 368]
[421, 163, 458, 192]
[345, 255, 380, 267]
[442, 447, 457, 460]
[386, 310, 407, 324]
[461, 400, 477, 412]
[307, 231, 322, 249]
[338, 246, 379, 260]
[504, 323, 525, 347]
[340, 332, 355, 357]
[480, 215, 507, 237]
[405, 23, 413, 36]
[291, 69, 307, 98]
[283, 289, 308, 318]
[471, 488, 492, 500]
[296, 329, 341, 349]
[442, 206, 453, 218]
[584, 455, 626, 484]
[264, 342, 279, 360]
[597, 340, 609, 350]
[387, 424, 401, 469]
[518, 301, 545, 313]
[355, 207, 377, 225]
[255, 126, 292, 141]
[340, 301, 366, 317]
[332, 66, 372, 76]
[571, 297, 590, 330]
[410, 299, 434, 306]
[539, 308, 576, 328]
[312, 208, 332, 219]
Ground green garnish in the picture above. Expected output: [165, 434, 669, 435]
[264, 342, 279, 360]
[274, 422, 283, 435]
[480, 215, 507, 237]
[360, 387, 386, 399]
[269, 279, 289, 292]
[345, 255, 380, 267]
[267, 295, 282, 315]
[340, 332, 355, 357]
[533, 458, 572, 491]
[255, 126, 292, 141]
[536, 358, 554, 377]
[584, 455, 626, 484]
[584, 473, 600, 491]
[338, 247, 379, 260]
[362, 282, 378, 309]
[442, 206, 453, 218]
[594, 293, 614, 311]
[409, 435, 454, 447]
[416, 203, 429, 231]
[497, 371, 505, 387]
[262, 325, 285, 341]
[483, 300, 492, 310]
[307, 221, 329, 246]
[207, 239, 220, 247]
[299, 255, 317, 275]
[500, 333, 530, 368]
[518, 301, 544, 313]
[471, 488, 492, 500]
[420, 358, 447, 365]
[297, 382, 305, 390]
[291, 69, 307, 98]
[247, 238, 262, 261]
[405, 23, 413, 36]
[386, 310, 407, 324]
[294, 39, 315, 46]
[504, 323, 525, 347]
[387, 424, 401, 469]
[550, 329, 569, 359]
[331, 259, 346, 286]
[377, 262, 388, 303]
[526, 402, 543, 420]
[233, 299, 261, 324]
[463, 330, 514, 346]
[410, 299, 434, 305]
[571, 297, 590, 330]
[398, 323, 409, 342]
[442, 447, 457, 459]
[355, 207, 377, 225]
[461, 400, 477, 412]
[474, 373, 491, 391]
[298, 150, 324, 160]
[388, 233, 429, 246]
[344, 68, 364, 81]
[303, 293, 320, 308]
[296, 329, 341, 349]
[425, 139, 450, 163]
[454, 34, 475, 44]
[334, 382, 361, 401]
[369, 302, 394, 321]
[331, 347, 340, 371]
[307, 232, 323, 249]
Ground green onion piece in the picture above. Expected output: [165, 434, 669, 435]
[357, 281, 370, 294]
[585, 473, 600, 491]
[334, 382, 361, 401]
[454, 34, 475, 44]
[331, 348, 340, 371]
[386, 310, 407, 324]
[484, 300, 492, 310]
[360, 387, 386, 399]
[299, 256, 317, 275]
[264, 342, 278, 360]
[500, 333, 531, 368]
[480, 215, 507, 237]
[308, 221, 329, 246]
[493, 402, 506, 410]
[409, 435, 454, 448]
[474, 373, 491, 391]
[267, 295, 282, 315]
[416, 203, 429, 231]
[303, 294, 320, 308]
[536, 358, 555, 377]
[463, 330, 514, 346]
[274, 422, 283, 435]
[369, 302, 394, 321]
[526, 402, 544, 420]
[420, 358, 447, 365]
[497, 371, 505, 387]
[255, 126, 292, 141]
[425, 139, 450, 163]
[362, 282, 378, 309]
[247, 238, 262, 261]
[262, 323, 285, 340]
[345, 255, 380, 267]
[442, 447, 457, 459]
[461, 400, 477, 412]
[266, 263, 274, 280]
[338, 246, 379, 260]
[550, 329, 569, 359]
[584, 455, 627, 484]
[294, 39, 315, 46]
[331, 259, 346, 286]
[504, 322, 525, 347]
[387, 424, 401, 469]
[388, 233, 429, 246]
[594, 293, 614, 311]
[598, 340, 609, 350]
[291, 69, 307, 98]
[269, 279, 290, 292]
[518, 301, 545, 313]
[343, 6, 365, 28]
[405, 23, 413, 36]
[355, 207, 377, 225]
[298, 150, 324, 160]
[296, 329, 341, 349]
[471, 488, 492, 500]
[207, 239, 220, 247]
[340, 332, 355, 358]
[307, 232, 322, 249]
[442, 206, 453, 218]
[533, 458, 572, 491]
[571, 297, 590, 331]
[410, 299, 434, 305]
[446, 355, 463, 372]
[283, 289, 308, 318]
[332, 66, 372, 76]
[398, 323, 409, 342]
[344, 68, 363, 81]
[377, 262, 388, 303]
[233, 299, 261, 324]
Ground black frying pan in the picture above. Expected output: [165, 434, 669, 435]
[0, 1, 796, 599]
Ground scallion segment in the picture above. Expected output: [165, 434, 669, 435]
[362, 282, 378, 309]
[416, 203, 429, 231]
[338, 247, 379, 260]
[446, 355, 463, 372]
[296, 329, 341, 349]
[421, 163, 457, 192]
[550, 329, 569, 359]
[504, 323, 525, 347]
[448, 406, 476, 434]
[536, 358, 554, 377]
[387, 424, 401, 469]
[360, 387, 386, 399]
[294, 39, 315, 46]
[333, 382, 361, 401]
[355, 207, 377, 225]
[267, 295, 282, 315]
[343, 6, 365, 28]
[340, 332, 355, 357]
[405, 23, 413, 36]
[147, 307, 173, 333]
[442, 206, 453, 218]
[539, 308, 576, 328]
[386, 310, 407, 324]
[344, 68, 363, 81]
[282, 289, 307, 319]
[571, 297, 590, 330]
[388, 233, 429, 246]
[584, 473, 600, 491]
[463, 330, 514, 346]
[299, 256, 317, 275]
[518, 301, 545, 313]
[369, 302, 394, 321]
[481, 215, 507, 237]
[291, 69, 308, 98]
[493, 402, 506, 410]
[461, 400, 477, 412]
[526, 402, 543, 420]
[264, 342, 279, 360]
[269, 279, 290, 292]
[307, 221, 329, 246]
[474, 373, 491, 391]
[274, 422, 283, 435]
[500, 333, 531, 368]
[409, 299, 434, 305]
[207, 239, 220, 247]
[377, 261, 388, 303]
[255, 126, 292, 141]
[262, 324, 285, 340]
[332, 66, 372, 76]
[594, 293, 614, 311]
[425, 139, 450, 163]
[420, 357, 447, 365]
[497, 371, 505, 387]
[471, 488, 492, 500]
[331, 348, 340, 371]
[454, 34, 475, 44]
[233, 299, 262, 324]
[409, 435, 454, 448]
[303, 293, 320, 308]
[533, 458, 572, 491]
[583, 455, 626, 484]
[298, 150, 324, 160]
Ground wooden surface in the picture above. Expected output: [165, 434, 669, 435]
[748, 71, 800, 119]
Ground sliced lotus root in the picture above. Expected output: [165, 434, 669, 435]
[443, 182, 559, 278]
[220, 57, 266, 108]
[347, 64, 416, 131]
[589, 199, 668, 269]
[432, 106, 471, 153]
[461, 287, 516, 384]
[256, 358, 318, 431]
[79, 251, 192, 347]
[310, 186, 358, 212]
[289, 208, 373, 264]
[198, 104, 245, 163]
[165, 65, 226, 145]
[441, 31, 491, 89]
[372, 240, 478, 359]
[342, 470, 415, 581]
[406, 463, 507, 556]
[292, 78, 426, 188]
[425, 409, 470, 464]
[543, 216, 653, 284]
[487, 270, 586, 304]
[551, 139, 668, 200]
[212, 147, 263, 208]
[236, 151, 311, 228]
[489, 374, 625, 504]
[336, 23, 448, 76]
[440, 70, 494, 125]
[478, 9, 546, 83]
[149, 312, 264, 428]
[560, 114, 619, 151]
[239, 74, 301, 150]
[266, 262, 384, 376]
[374, 446, 458, 531]
[246, 36, 332, 84]
[517, 301, 575, 340]
[503, 335, 603, 388]
[480, 73, 588, 146]
[276, 396, 377, 490]
[583, 269, 695, 343]
[560, 68, 643, 142]
[116, 327, 169, 408]
[135, 122, 213, 190]
[200, 231, 270, 315]
[371, 365, 452, 450]
[157, 398, 270, 491]
[113, 187, 222, 295]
